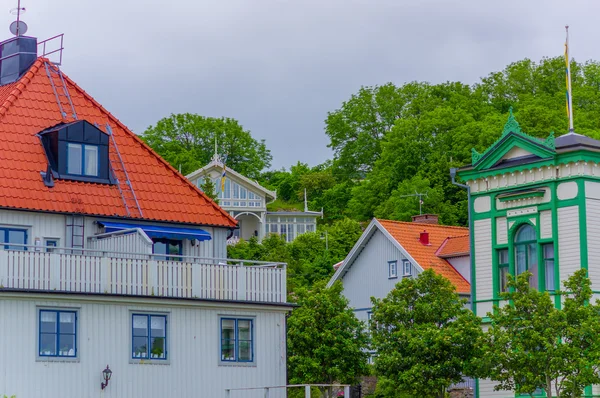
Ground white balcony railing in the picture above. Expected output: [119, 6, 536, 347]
[0, 245, 287, 304]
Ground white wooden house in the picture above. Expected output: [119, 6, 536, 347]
[187, 158, 322, 243]
[0, 34, 289, 398]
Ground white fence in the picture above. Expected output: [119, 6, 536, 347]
[0, 246, 287, 304]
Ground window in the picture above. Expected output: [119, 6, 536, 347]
[402, 260, 412, 276]
[498, 249, 509, 293]
[221, 318, 254, 363]
[152, 239, 182, 261]
[39, 310, 77, 358]
[543, 243, 555, 291]
[44, 239, 58, 253]
[515, 224, 538, 289]
[388, 260, 398, 279]
[67, 143, 99, 177]
[132, 314, 167, 360]
[0, 227, 27, 250]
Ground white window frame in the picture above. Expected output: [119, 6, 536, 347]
[388, 260, 398, 279]
[403, 259, 412, 277]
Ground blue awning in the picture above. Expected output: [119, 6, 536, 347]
[99, 221, 212, 241]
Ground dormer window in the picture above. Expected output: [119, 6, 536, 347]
[67, 143, 99, 176]
[39, 120, 113, 185]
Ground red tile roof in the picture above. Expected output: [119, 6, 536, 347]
[436, 235, 470, 258]
[377, 219, 470, 294]
[0, 58, 236, 228]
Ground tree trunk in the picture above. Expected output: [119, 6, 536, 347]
[545, 375, 553, 398]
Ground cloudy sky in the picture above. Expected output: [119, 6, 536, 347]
[7, 0, 598, 169]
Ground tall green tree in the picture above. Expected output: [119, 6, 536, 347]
[370, 269, 482, 398]
[478, 270, 600, 397]
[287, 281, 370, 398]
[142, 113, 272, 178]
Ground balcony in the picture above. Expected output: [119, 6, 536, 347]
[0, 244, 287, 304]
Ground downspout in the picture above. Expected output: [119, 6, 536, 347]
[450, 167, 477, 398]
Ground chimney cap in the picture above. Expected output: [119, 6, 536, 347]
[419, 230, 431, 246]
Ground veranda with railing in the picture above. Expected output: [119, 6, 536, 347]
[0, 243, 287, 304]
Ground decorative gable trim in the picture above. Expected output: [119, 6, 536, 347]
[497, 188, 546, 202]
[471, 108, 556, 171]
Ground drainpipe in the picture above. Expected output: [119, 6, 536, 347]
[450, 167, 478, 398]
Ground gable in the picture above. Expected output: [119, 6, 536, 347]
[0, 58, 236, 228]
[470, 109, 556, 172]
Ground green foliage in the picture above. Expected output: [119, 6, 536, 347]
[198, 178, 219, 203]
[370, 269, 482, 398]
[142, 113, 272, 178]
[478, 270, 600, 397]
[287, 281, 370, 398]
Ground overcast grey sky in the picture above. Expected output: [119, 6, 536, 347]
[7, 0, 599, 170]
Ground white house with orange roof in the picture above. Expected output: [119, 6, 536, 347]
[328, 214, 470, 331]
[0, 30, 289, 398]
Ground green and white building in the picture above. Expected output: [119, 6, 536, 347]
[458, 110, 600, 397]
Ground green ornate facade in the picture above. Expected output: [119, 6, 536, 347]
[458, 112, 600, 397]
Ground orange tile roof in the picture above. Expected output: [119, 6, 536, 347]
[0, 58, 237, 228]
[377, 219, 471, 294]
[436, 235, 470, 258]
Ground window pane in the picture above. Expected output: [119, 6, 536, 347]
[67, 143, 82, 175]
[221, 319, 235, 339]
[238, 320, 252, 340]
[150, 316, 165, 337]
[306, 224, 315, 232]
[59, 312, 75, 334]
[221, 339, 235, 360]
[133, 336, 148, 358]
[544, 243, 554, 259]
[240, 187, 247, 199]
[528, 243, 538, 290]
[40, 311, 57, 333]
[58, 334, 75, 356]
[498, 249, 508, 265]
[500, 266, 509, 292]
[297, 224, 305, 235]
[133, 315, 148, 336]
[546, 259, 555, 291]
[224, 179, 230, 198]
[150, 337, 165, 358]
[516, 224, 536, 242]
[7, 229, 26, 250]
[239, 340, 252, 361]
[84, 145, 98, 176]
[40, 333, 56, 356]
[516, 245, 527, 275]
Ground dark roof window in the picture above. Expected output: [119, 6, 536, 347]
[39, 120, 114, 184]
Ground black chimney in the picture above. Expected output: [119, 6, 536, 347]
[0, 35, 37, 85]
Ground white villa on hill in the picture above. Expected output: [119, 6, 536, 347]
[187, 156, 322, 243]
[0, 33, 289, 398]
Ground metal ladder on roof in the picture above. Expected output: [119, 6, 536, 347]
[44, 61, 77, 121]
[105, 123, 143, 218]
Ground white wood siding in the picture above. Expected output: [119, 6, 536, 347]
[213, 228, 228, 259]
[558, 206, 581, 282]
[587, 199, 600, 290]
[496, 217, 508, 245]
[87, 230, 153, 257]
[478, 379, 513, 397]
[0, 209, 66, 245]
[446, 256, 470, 283]
[540, 210, 552, 239]
[0, 295, 287, 398]
[341, 229, 410, 311]
[474, 219, 493, 313]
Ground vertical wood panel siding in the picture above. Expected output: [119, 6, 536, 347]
[558, 206, 581, 282]
[213, 228, 228, 259]
[540, 210, 552, 240]
[0, 296, 287, 398]
[496, 217, 508, 245]
[474, 219, 493, 303]
[0, 209, 66, 245]
[87, 231, 153, 257]
[341, 229, 408, 312]
[586, 199, 600, 290]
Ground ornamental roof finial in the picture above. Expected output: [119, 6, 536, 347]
[502, 106, 522, 136]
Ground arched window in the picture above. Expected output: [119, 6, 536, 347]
[514, 224, 538, 290]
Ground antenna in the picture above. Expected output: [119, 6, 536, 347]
[9, 0, 27, 36]
[397, 191, 428, 215]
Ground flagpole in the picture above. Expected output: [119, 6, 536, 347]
[566, 25, 574, 132]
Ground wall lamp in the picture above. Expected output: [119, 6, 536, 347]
[101, 365, 112, 390]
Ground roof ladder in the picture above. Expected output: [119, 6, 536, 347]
[44, 61, 77, 120]
[106, 124, 143, 218]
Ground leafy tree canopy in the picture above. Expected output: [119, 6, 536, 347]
[287, 281, 370, 398]
[370, 269, 482, 398]
[142, 113, 272, 178]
